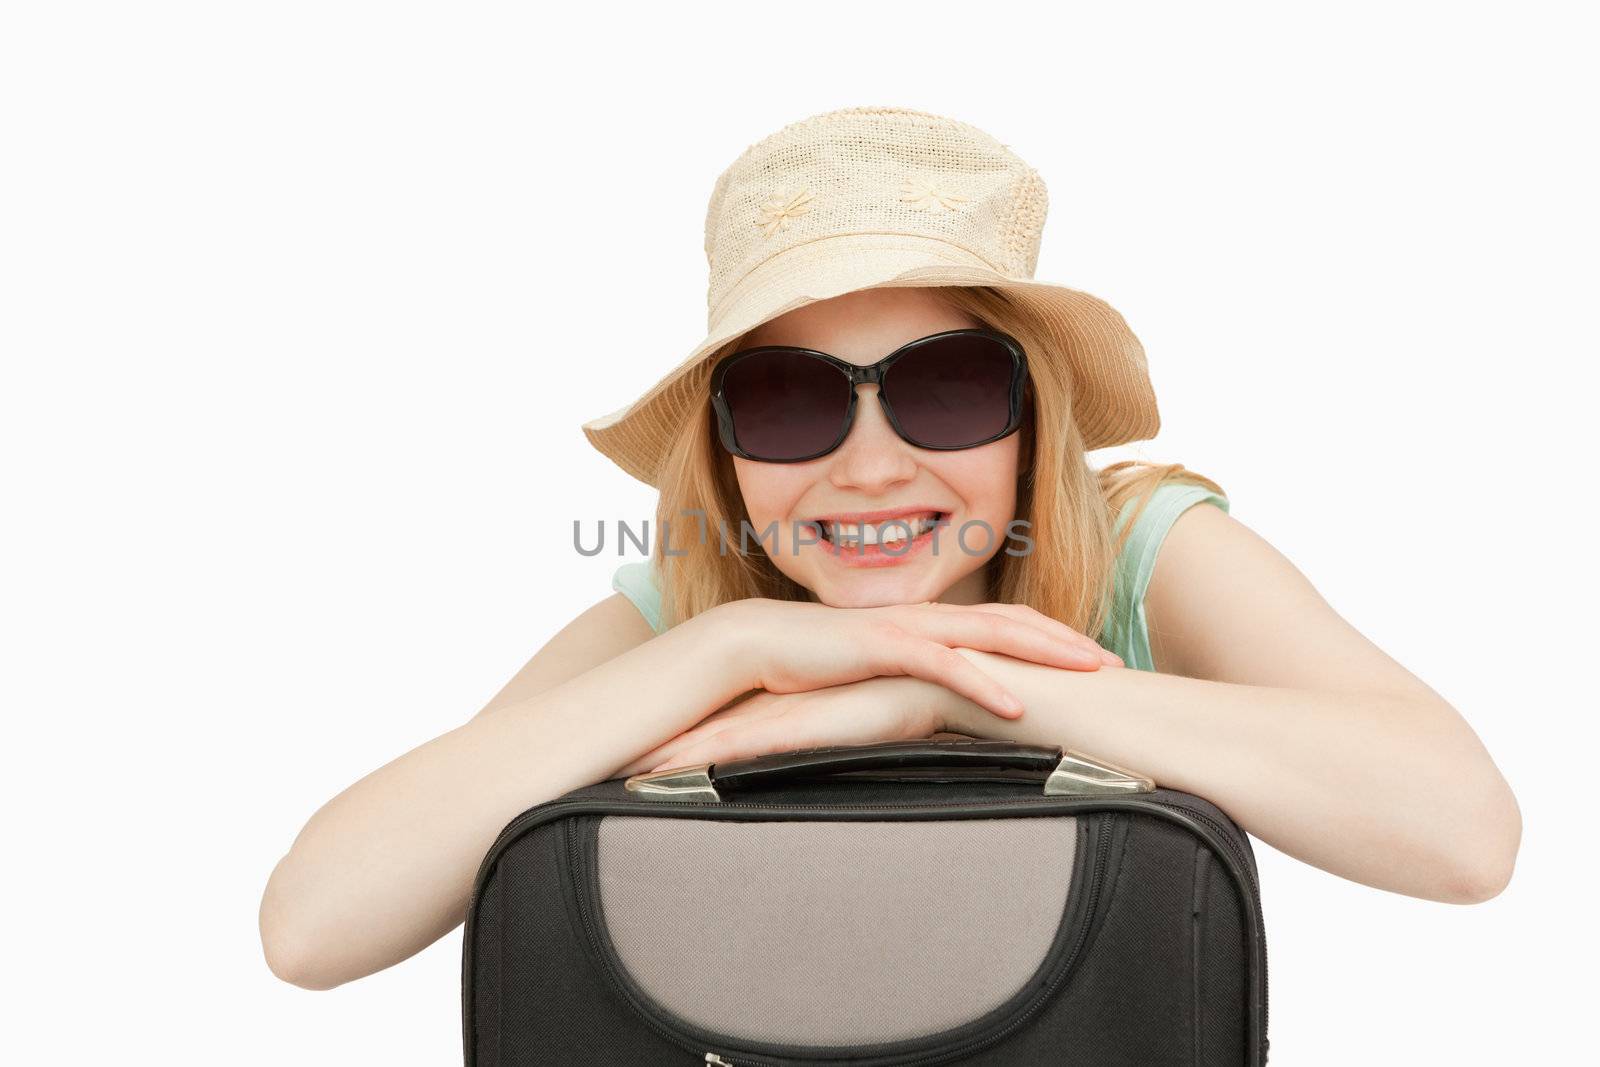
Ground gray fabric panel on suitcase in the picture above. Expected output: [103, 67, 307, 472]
[594, 815, 1078, 1045]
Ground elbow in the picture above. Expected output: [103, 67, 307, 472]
[1441, 849, 1515, 905]
[259, 862, 351, 991]
[1441, 780, 1522, 905]
[1452, 844, 1510, 908]
[262, 927, 348, 991]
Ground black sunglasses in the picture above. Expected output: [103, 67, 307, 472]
[709, 327, 1029, 463]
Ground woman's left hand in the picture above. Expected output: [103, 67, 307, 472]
[619, 674, 982, 776]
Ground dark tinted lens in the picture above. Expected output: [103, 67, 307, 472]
[880, 335, 1018, 448]
[722, 350, 852, 460]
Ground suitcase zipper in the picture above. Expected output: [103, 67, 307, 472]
[704, 1055, 736, 1066]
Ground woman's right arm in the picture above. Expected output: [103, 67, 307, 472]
[259, 594, 1109, 990]
[258, 592, 754, 991]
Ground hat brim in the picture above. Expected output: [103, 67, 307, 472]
[582, 234, 1159, 487]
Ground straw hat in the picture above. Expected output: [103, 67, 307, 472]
[580, 105, 1160, 487]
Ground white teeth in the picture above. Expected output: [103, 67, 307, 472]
[825, 514, 941, 546]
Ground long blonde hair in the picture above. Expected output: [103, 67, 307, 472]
[646, 285, 1224, 641]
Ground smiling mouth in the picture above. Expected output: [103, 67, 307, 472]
[814, 511, 948, 548]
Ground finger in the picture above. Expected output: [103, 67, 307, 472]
[895, 607, 1103, 672]
[894, 601, 1099, 665]
[1011, 605, 1121, 665]
[967, 602, 1113, 662]
[635, 695, 786, 769]
[867, 632, 1026, 719]
[629, 725, 726, 774]
[651, 700, 930, 772]
[636, 700, 787, 767]
[650, 715, 813, 772]
[938, 601, 1121, 667]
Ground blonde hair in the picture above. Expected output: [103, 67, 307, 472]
[646, 285, 1224, 641]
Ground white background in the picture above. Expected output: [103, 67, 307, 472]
[2, 2, 1594, 1063]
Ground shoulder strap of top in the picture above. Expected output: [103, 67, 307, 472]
[1100, 480, 1230, 672]
[611, 560, 665, 635]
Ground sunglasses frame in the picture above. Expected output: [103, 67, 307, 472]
[709, 327, 1030, 463]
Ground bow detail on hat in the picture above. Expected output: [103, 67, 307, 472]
[756, 185, 816, 236]
[899, 175, 969, 211]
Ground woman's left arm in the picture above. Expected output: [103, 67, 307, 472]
[946, 503, 1521, 905]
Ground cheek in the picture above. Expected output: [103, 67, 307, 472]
[732, 458, 815, 526]
[932, 438, 1020, 517]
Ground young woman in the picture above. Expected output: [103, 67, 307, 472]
[259, 107, 1521, 992]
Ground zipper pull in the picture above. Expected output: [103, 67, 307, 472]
[705, 1054, 736, 1066]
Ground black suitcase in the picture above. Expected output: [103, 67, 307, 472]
[462, 738, 1268, 1065]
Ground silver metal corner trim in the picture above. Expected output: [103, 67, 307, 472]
[623, 764, 721, 802]
[1044, 748, 1156, 795]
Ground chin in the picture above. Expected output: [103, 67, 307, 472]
[809, 571, 936, 609]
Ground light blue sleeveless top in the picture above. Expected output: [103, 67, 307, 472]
[609, 481, 1228, 673]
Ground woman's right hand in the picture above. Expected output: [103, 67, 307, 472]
[706, 597, 1121, 721]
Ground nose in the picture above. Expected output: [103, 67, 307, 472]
[827, 384, 918, 493]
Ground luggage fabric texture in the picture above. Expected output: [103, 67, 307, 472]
[462, 739, 1269, 1065]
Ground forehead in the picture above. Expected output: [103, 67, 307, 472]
[740, 286, 983, 367]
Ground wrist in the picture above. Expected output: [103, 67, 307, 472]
[942, 647, 1000, 735]
[693, 598, 764, 695]
[911, 671, 984, 736]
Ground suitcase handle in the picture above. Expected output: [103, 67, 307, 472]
[624, 738, 1155, 802]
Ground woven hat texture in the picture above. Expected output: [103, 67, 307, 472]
[581, 105, 1159, 487]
